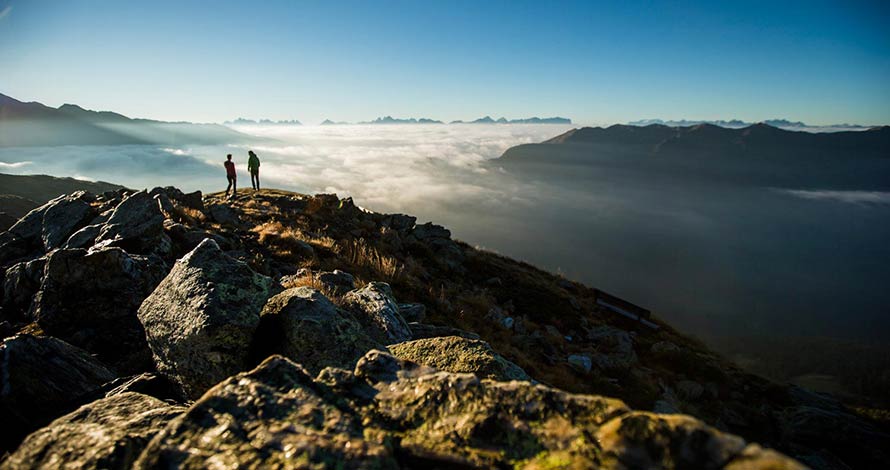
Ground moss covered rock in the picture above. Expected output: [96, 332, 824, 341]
[251, 286, 384, 375]
[388, 335, 531, 381]
[137, 238, 274, 399]
[2, 392, 184, 470]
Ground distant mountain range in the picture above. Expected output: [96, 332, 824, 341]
[309, 116, 573, 125]
[0, 93, 254, 147]
[628, 118, 868, 130]
[451, 116, 572, 124]
[225, 118, 302, 126]
[359, 116, 445, 125]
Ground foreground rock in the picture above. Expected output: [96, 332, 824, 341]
[32, 247, 166, 374]
[388, 335, 531, 381]
[0, 335, 117, 452]
[343, 282, 412, 344]
[133, 351, 802, 469]
[251, 286, 383, 375]
[1, 392, 184, 470]
[137, 238, 274, 399]
[134, 356, 396, 470]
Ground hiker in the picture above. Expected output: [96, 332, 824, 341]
[248, 150, 260, 190]
[224, 154, 237, 198]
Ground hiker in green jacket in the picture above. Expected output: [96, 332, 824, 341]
[247, 150, 260, 191]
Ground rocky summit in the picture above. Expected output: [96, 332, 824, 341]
[0, 186, 886, 469]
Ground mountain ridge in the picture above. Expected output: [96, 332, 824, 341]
[0, 93, 255, 147]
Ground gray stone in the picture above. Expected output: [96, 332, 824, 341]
[137, 238, 274, 399]
[32, 247, 166, 374]
[315, 269, 356, 294]
[251, 286, 383, 375]
[0, 335, 117, 452]
[62, 223, 102, 249]
[389, 336, 531, 381]
[1, 256, 45, 320]
[133, 356, 397, 470]
[94, 190, 167, 255]
[207, 202, 240, 225]
[342, 282, 412, 345]
[1, 392, 184, 470]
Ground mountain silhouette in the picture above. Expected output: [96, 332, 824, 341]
[0, 93, 254, 147]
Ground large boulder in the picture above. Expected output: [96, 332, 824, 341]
[94, 190, 168, 255]
[137, 238, 274, 399]
[388, 335, 531, 381]
[0, 192, 96, 265]
[342, 282, 412, 345]
[32, 247, 166, 374]
[0, 335, 117, 452]
[133, 356, 397, 470]
[251, 287, 383, 375]
[1, 256, 46, 322]
[1, 392, 184, 470]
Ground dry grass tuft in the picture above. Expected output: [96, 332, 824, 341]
[335, 238, 403, 281]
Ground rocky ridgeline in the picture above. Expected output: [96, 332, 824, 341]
[0, 188, 885, 469]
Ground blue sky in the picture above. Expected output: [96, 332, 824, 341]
[1, 0, 888, 125]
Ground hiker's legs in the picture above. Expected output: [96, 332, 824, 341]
[251, 171, 259, 190]
[226, 177, 233, 196]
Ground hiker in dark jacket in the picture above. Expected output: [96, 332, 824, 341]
[248, 150, 260, 190]
[224, 154, 237, 198]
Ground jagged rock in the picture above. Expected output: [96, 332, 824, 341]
[596, 411, 804, 470]
[568, 353, 593, 373]
[137, 238, 274, 399]
[316, 269, 356, 294]
[2, 392, 184, 470]
[388, 336, 531, 381]
[32, 247, 166, 374]
[39, 192, 97, 250]
[587, 325, 638, 370]
[385, 213, 416, 231]
[0, 192, 96, 265]
[0, 335, 117, 452]
[397, 302, 426, 322]
[251, 286, 383, 375]
[1, 256, 45, 321]
[133, 356, 397, 470]
[62, 223, 102, 249]
[163, 221, 231, 257]
[342, 282, 412, 345]
[149, 186, 203, 212]
[207, 202, 240, 225]
[410, 222, 451, 240]
[94, 190, 168, 255]
[407, 322, 481, 340]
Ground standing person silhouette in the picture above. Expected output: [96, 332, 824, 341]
[224, 154, 237, 198]
[248, 150, 260, 191]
